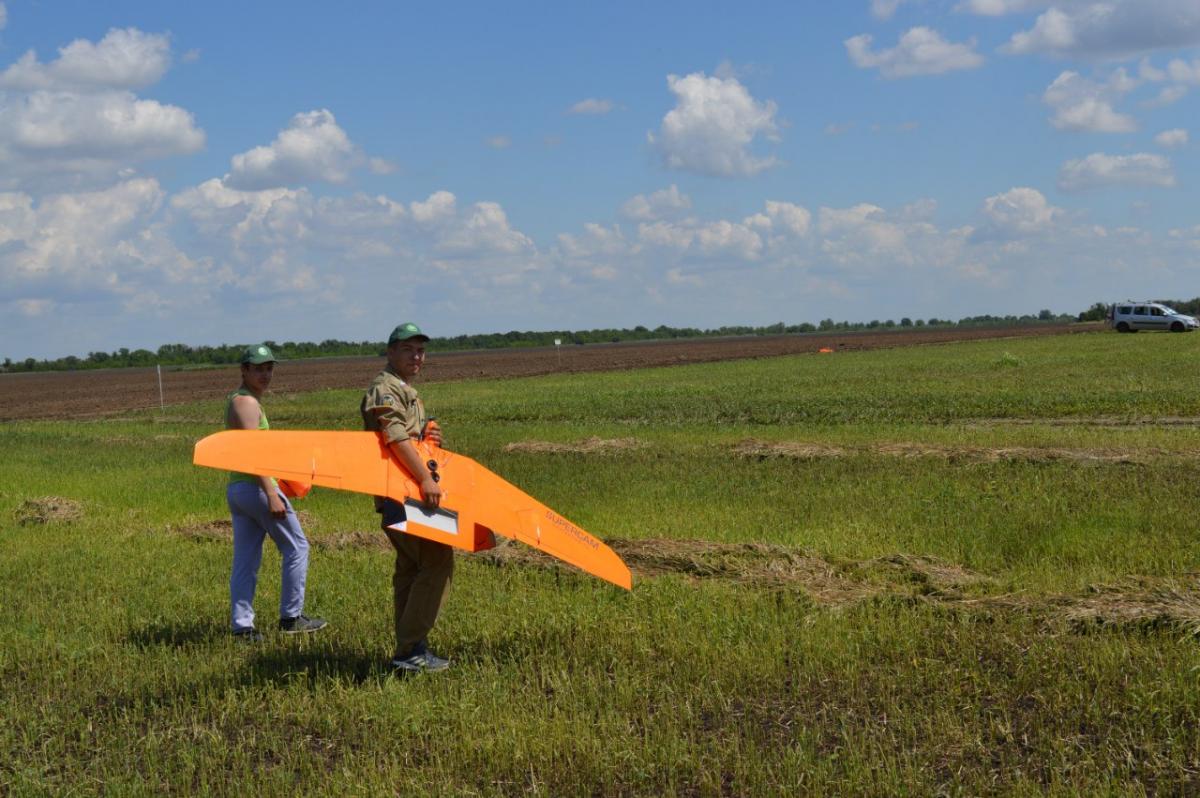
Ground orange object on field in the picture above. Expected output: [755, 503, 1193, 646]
[818, 347, 833, 354]
[193, 430, 632, 590]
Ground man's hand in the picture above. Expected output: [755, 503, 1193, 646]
[420, 476, 443, 508]
[424, 419, 443, 447]
[386, 434, 445, 509]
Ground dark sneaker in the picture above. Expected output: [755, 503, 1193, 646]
[233, 627, 264, 643]
[411, 639, 450, 672]
[391, 646, 451, 674]
[390, 652, 426, 674]
[419, 649, 451, 672]
[278, 614, 328, 634]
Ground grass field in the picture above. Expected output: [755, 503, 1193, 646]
[2, 331, 1200, 795]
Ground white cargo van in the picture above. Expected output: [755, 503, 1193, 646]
[1108, 302, 1199, 333]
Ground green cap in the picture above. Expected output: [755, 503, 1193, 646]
[388, 322, 429, 344]
[239, 344, 277, 365]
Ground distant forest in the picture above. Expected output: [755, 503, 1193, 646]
[2, 300, 1176, 374]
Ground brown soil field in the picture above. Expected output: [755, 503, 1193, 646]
[0, 323, 1102, 421]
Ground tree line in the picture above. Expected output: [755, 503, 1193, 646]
[2, 306, 1116, 374]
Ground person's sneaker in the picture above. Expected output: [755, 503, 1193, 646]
[232, 627, 264, 643]
[390, 652, 426, 674]
[418, 649, 450, 672]
[390, 645, 451, 674]
[278, 614, 328, 634]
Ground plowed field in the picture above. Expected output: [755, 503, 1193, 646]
[0, 323, 1102, 421]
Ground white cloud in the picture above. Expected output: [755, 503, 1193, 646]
[977, 187, 1062, 239]
[0, 191, 36, 249]
[871, 0, 906, 20]
[1058, 152, 1176, 191]
[1042, 70, 1136, 132]
[1132, 56, 1197, 106]
[636, 219, 695, 251]
[557, 223, 634, 261]
[437, 201, 533, 257]
[1155, 128, 1188, 148]
[638, 218, 765, 261]
[818, 204, 914, 266]
[712, 59, 762, 81]
[1004, 1, 1200, 59]
[845, 27, 983, 78]
[664, 267, 704, 287]
[1107, 66, 1138, 94]
[634, 214, 769, 262]
[648, 71, 781, 178]
[1139, 58, 1166, 82]
[1005, 7, 1074, 55]
[0, 28, 171, 91]
[368, 157, 397, 175]
[620, 185, 692, 221]
[1168, 223, 1200, 240]
[0, 178, 183, 293]
[893, 198, 939, 223]
[409, 190, 455, 225]
[170, 179, 311, 247]
[808, 200, 978, 280]
[744, 200, 812, 238]
[1167, 57, 1200, 83]
[958, 0, 1048, 15]
[0, 90, 204, 190]
[0, 27, 202, 192]
[226, 110, 365, 190]
[168, 182, 539, 307]
[768, 201, 814, 236]
[1144, 84, 1188, 107]
[3, 90, 204, 157]
[568, 98, 614, 115]
[0, 3, 7, 31]
[16, 298, 55, 316]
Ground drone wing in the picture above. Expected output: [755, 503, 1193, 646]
[194, 430, 632, 590]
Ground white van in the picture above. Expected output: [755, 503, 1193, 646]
[1108, 302, 1199, 333]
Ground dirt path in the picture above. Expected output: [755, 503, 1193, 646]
[0, 323, 1101, 421]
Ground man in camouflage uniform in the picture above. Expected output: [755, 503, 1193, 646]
[361, 322, 452, 673]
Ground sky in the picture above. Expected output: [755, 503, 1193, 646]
[1, 0, 1199, 361]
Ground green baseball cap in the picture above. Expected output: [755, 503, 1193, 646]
[388, 322, 429, 343]
[239, 344, 277, 365]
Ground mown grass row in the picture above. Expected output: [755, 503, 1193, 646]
[1, 330, 1199, 795]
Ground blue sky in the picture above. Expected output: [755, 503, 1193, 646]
[1, 0, 1198, 360]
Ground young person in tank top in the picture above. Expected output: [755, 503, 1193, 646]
[225, 344, 327, 641]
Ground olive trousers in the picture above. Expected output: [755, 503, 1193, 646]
[382, 527, 454, 659]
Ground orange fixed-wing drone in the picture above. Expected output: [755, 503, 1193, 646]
[193, 430, 632, 590]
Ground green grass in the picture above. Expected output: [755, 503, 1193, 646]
[2, 330, 1200, 795]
